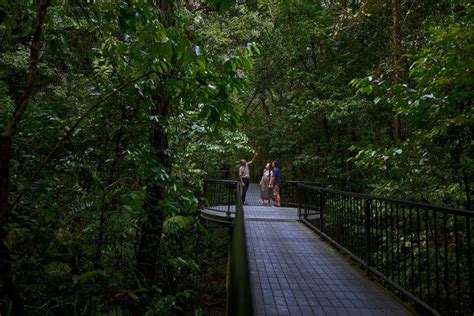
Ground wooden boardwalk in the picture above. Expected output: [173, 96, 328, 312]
[243, 184, 409, 316]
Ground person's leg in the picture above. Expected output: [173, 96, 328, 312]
[269, 187, 273, 205]
[264, 179, 270, 204]
[242, 178, 249, 203]
[274, 185, 281, 206]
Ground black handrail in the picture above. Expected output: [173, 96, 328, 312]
[203, 179, 253, 316]
[202, 179, 237, 223]
[281, 180, 321, 207]
[298, 183, 474, 315]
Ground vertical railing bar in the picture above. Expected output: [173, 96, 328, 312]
[373, 200, 377, 269]
[341, 194, 344, 246]
[396, 204, 401, 287]
[356, 197, 360, 257]
[357, 198, 361, 258]
[320, 191, 325, 234]
[334, 193, 337, 243]
[349, 197, 352, 251]
[351, 197, 355, 254]
[338, 194, 341, 245]
[371, 200, 375, 269]
[349, 197, 352, 252]
[467, 217, 473, 313]
[228, 183, 232, 223]
[385, 201, 389, 276]
[343, 195, 347, 248]
[379, 201, 383, 271]
[360, 198, 364, 259]
[297, 183, 301, 219]
[443, 211, 451, 309]
[331, 193, 334, 238]
[391, 203, 395, 281]
[221, 183, 224, 210]
[336, 193, 339, 242]
[342, 195, 345, 246]
[416, 208, 422, 300]
[223, 182, 226, 214]
[336, 194, 340, 244]
[307, 187, 311, 220]
[342, 195, 345, 248]
[425, 209, 431, 305]
[339, 194, 342, 245]
[380, 201, 383, 274]
[380, 201, 384, 275]
[339, 194, 346, 246]
[403, 205, 408, 290]
[434, 212, 440, 309]
[378, 201, 382, 272]
[327, 192, 330, 237]
[409, 206, 415, 294]
[365, 198, 372, 273]
[453, 214, 461, 312]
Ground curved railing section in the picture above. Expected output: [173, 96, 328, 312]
[298, 183, 473, 315]
[202, 179, 238, 223]
[202, 179, 253, 316]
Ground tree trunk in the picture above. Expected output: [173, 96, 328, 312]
[135, 0, 176, 285]
[136, 96, 171, 283]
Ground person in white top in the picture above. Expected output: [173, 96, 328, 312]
[259, 163, 273, 205]
[239, 153, 256, 204]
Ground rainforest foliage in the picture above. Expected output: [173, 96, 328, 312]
[0, 0, 472, 314]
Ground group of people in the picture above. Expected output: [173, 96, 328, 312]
[239, 154, 282, 207]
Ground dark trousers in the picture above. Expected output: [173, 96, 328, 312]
[241, 178, 250, 202]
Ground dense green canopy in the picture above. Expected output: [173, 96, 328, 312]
[0, 0, 472, 314]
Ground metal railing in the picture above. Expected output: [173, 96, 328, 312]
[298, 183, 474, 315]
[203, 179, 253, 316]
[202, 179, 237, 223]
[281, 180, 321, 207]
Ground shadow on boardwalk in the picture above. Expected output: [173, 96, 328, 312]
[244, 184, 409, 316]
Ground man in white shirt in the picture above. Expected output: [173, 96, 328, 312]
[239, 153, 256, 204]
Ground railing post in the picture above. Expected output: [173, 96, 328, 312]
[319, 191, 325, 233]
[203, 180, 208, 201]
[297, 184, 301, 219]
[227, 183, 232, 223]
[305, 188, 309, 219]
[365, 198, 372, 275]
